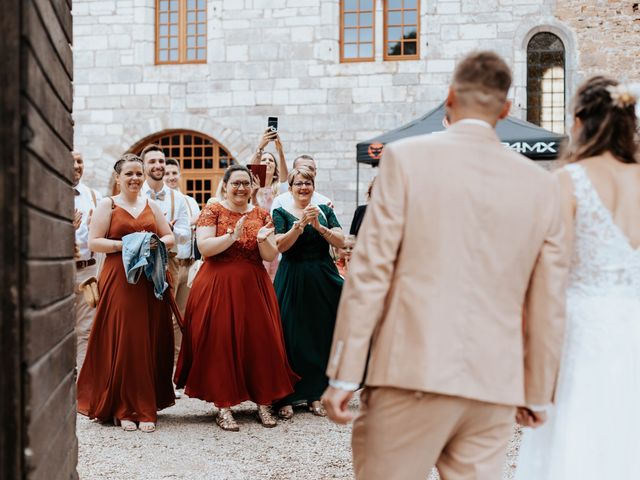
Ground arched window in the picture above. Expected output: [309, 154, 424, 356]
[527, 32, 566, 134]
[128, 130, 235, 207]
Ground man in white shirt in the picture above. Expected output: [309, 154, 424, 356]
[271, 155, 332, 213]
[140, 144, 191, 363]
[72, 151, 102, 368]
[164, 158, 201, 318]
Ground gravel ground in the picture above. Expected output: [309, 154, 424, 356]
[77, 395, 521, 480]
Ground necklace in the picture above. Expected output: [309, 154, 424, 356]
[120, 197, 140, 211]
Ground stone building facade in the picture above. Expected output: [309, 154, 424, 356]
[72, 0, 639, 223]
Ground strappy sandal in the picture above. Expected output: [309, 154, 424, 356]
[308, 400, 326, 417]
[139, 422, 156, 433]
[278, 405, 294, 420]
[256, 405, 277, 428]
[113, 417, 137, 432]
[216, 408, 239, 432]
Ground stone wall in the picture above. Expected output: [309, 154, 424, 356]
[73, 0, 565, 224]
[555, 1, 640, 83]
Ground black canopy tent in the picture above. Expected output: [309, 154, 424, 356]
[354, 102, 567, 202]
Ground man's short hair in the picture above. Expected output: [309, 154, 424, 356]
[452, 51, 512, 115]
[292, 154, 315, 169]
[140, 144, 165, 162]
[165, 158, 179, 168]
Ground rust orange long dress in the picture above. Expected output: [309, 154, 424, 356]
[77, 202, 175, 423]
[174, 203, 298, 407]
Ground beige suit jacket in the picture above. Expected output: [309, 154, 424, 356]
[327, 122, 569, 406]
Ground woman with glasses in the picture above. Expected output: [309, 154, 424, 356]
[174, 165, 298, 431]
[272, 167, 345, 419]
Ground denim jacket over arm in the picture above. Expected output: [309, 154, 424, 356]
[121, 232, 168, 300]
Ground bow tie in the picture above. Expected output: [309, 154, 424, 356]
[148, 190, 165, 201]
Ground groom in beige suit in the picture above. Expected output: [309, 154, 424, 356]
[322, 51, 570, 479]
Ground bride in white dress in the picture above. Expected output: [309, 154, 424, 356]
[515, 76, 640, 479]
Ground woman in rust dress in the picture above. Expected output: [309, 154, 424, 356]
[175, 165, 298, 431]
[77, 154, 175, 433]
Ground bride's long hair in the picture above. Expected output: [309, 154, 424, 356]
[563, 76, 638, 164]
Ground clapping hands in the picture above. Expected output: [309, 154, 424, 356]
[257, 221, 275, 243]
[73, 209, 83, 230]
[303, 205, 322, 231]
[231, 215, 247, 241]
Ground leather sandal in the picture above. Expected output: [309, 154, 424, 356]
[139, 422, 156, 433]
[257, 405, 277, 428]
[114, 417, 137, 432]
[308, 400, 326, 417]
[278, 405, 294, 420]
[216, 408, 239, 432]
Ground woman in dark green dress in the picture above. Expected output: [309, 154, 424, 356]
[273, 167, 345, 419]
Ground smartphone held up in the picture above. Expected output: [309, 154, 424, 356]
[267, 116, 278, 132]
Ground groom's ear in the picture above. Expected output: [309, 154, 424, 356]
[446, 86, 456, 108]
[498, 99, 512, 120]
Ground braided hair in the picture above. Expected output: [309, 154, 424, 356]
[113, 153, 143, 173]
[564, 76, 638, 164]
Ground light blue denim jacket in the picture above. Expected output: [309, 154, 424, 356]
[121, 232, 168, 300]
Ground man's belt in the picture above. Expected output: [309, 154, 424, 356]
[76, 258, 96, 269]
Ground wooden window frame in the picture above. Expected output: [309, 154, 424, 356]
[340, 0, 376, 63]
[383, 0, 420, 61]
[155, 0, 207, 65]
[526, 32, 566, 134]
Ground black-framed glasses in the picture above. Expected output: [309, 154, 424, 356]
[229, 181, 251, 189]
[293, 181, 313, 188]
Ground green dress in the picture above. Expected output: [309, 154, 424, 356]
[273, 205, 344, 405]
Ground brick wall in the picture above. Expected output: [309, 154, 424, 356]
[0, 0, 78, 478]
[555, 1, 640, 82]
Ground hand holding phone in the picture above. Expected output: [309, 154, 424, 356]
[267, 116, 278, 132]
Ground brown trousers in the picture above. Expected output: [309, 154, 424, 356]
[352, 387, 515, 480]
[74, 264, 98, 369]
[168, 257, 191, 363]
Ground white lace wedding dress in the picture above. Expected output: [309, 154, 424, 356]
[515, 163, 640, 479]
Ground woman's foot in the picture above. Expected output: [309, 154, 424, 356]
[216, 408, 239, 432]
[139, 422, 156, 433]
[308, 400, 326, 417]
[113, 417, 137, 432]
[278, 405, 294, 420]
[257, 405, 277, 428]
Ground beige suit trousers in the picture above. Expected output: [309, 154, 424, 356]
[352, 387, 515, 480]
[74, 264, 98, 369]
[168, 257, 191, 363]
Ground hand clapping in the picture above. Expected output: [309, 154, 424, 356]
[257, 221, 275, 243]
[304, 205, 322, 231]
[73, 209, 83, 230]
[232, 215, 247, 241]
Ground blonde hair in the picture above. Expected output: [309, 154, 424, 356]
[287, 166, 315, 186]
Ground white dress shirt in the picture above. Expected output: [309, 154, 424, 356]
[176, 192, 201, 260]
[456, 118, 493, 129]
[270, 190, 332, 214]
[141, 181, 190, 248]
[74, 182, 102, 261]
